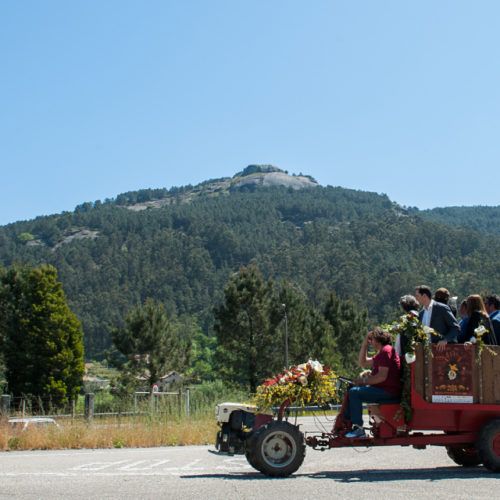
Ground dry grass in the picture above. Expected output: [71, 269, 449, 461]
[0, 415, 219, 451]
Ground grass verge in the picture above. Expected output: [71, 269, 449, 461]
[0, 415, 218, 451]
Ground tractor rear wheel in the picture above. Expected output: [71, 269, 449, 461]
[244, 433, 262, 473]
[477, 418, 500, 472]
[247, 421, 305, 477]
[446, 445, 481, 467]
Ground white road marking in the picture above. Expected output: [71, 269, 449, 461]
[119, 459, 171, 470]
[71, 461, 129, 471]
[216, 457, 251, 470]
[0, 454, 254, 477]
[181, 459, 204, 470]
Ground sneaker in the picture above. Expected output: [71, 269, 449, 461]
[345, 426, 367, 439]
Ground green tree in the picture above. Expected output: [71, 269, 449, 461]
[185, 330, 217, 383]
[271, 282, 340, 370]
[0, 265, 84, 406]
[323, 292, 368, 377]
[111, 299, 191, 390]
[214, 263, 281, 391]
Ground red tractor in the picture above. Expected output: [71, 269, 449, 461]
[214, 344, 500, 476]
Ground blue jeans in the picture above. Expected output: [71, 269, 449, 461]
[345, 386, 399, 426]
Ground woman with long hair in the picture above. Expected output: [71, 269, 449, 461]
[464, 294, 498, 345]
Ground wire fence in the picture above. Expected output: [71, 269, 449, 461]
[0, 382, 251, 420]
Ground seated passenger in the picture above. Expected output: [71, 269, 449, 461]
[345, 327, 402, 438]
[464, 294, 498, 345]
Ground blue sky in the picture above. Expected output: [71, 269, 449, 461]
[1, 1, 499, 225]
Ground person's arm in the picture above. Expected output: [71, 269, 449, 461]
[436, 305, 460, 351]
[443, 306, 460, 343]
[360, 366, 389, 385]
[358, 333, 374, 368]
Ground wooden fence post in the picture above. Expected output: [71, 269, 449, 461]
[1, 395, 10, 416]
[84, 393, 95, 421]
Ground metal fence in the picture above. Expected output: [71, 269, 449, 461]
[0, 390, 195, 420]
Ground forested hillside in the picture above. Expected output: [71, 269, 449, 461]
[1, 169, 499, 359]
[417, 206, 500, 235]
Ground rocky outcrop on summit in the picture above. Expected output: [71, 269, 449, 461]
[230, 169, 318, 191]
[124, 165, 318, 211]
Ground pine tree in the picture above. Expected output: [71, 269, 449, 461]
[323, 292, 368, 377]
[0, 265, 84, 406]
[214, 263, 281, 391]
[111, 299, 191, 390]
[271, 282, 340, 370]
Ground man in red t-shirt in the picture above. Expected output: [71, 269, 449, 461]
[344, 327, 401, 438]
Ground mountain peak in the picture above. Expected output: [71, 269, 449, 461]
[230, 165, 318, 192]
[235, 165, 283, 177]
[121, 166, 319, 211]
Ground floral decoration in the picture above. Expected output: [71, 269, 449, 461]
[383, 312, 435, 422]
[472, 324, 498, 356]
[253, 360, 337, 410]
[384, 312, 435, 357]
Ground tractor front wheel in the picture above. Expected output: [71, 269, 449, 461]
[245, 421, 305, 477]
[477, 418, 500, 472]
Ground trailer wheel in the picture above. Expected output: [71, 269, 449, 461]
[477, 418, 500, 472]
[446, 445, 481, 467]
[249, 421, 305, 477]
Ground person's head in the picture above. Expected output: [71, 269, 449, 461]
[484, 294, 500, 314]
[368, 327, 392, 349]
[414, 285, 432, 307]
[459, 299, 468, 318]
[434, 288, 450, 304]
[399, 294, 419, 313]
[466, 294, 487, 317]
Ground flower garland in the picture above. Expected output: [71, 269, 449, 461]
[383, 312, 435, 422]
[253, 360, 337, 411]
[470, 323, 498, 357]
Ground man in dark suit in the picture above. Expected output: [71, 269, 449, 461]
[415, 285, 460, 351]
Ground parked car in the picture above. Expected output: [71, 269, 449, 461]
[8, 417, 59, 431]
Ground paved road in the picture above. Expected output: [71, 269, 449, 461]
[1, 445, 497, 499]
[1, 417, 498, 499]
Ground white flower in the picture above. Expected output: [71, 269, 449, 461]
[405, 352, 416, 364]
[308, 360, 323, 373]
[474, 325, 487, 338]
[297, 374, 308, 386]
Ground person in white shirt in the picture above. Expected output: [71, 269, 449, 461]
[415, 285, 460, 352]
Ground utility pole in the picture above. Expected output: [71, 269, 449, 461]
[282, 303, 289, 368]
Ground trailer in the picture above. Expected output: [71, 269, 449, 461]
[213, 344, 500, 476]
